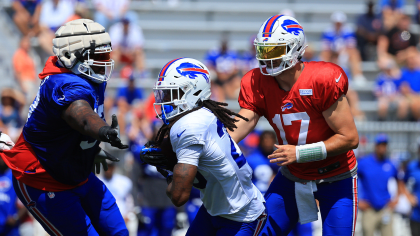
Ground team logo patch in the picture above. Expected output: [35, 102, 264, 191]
[281, 102, 293, 112]
[176, 62, 210, 83]
[48, 192, 55, 199]
[27, 200, 36, 209]
[263, 38, 269, 42]
[281, 19, 304, 36]
[299, 89, 313, 96]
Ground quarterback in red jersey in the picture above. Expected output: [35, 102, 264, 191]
[229, 15, 359, 236]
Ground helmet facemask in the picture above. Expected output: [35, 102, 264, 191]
[75, 44, 114, 83]
[255, 38, 304, 76]
[153, 82, 194, 125]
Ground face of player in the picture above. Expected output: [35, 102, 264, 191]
[264, 59, 282, 69]
[154, 88, 185, 109]
[84, 52, 112, 75]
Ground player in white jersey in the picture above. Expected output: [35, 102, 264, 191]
[150, 58, 266, 236]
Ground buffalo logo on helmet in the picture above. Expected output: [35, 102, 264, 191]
[263, 38, 269, 42]
[176, 62, 209, 83]
[281, 19, 304, 36]
[48, 192, 55, 199]
[281, 102, 293, 112]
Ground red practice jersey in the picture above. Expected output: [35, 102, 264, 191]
[239, 61, 356, 180]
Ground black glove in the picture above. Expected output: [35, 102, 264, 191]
[99, 114, 128, 149]
[92, 148, 120, 174]
[139, 141, 177, 171]
[156, 167, 173, 184]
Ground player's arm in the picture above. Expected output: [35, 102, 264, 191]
[321, 95, 359, 156]
[62, 100, 127, 149]
[166, 163, 197, 207]
[228, 108, 260, 143]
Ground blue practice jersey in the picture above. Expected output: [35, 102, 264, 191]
[23, 73, 106, 186]
[0, 169, 18, 234]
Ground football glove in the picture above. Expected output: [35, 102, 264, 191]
[0, 131, 14, 152]
[156, 167, 173, 184]
[99, 114, 128, 149]
[139, 141, 177, 171]
[92, 148, 120, 174]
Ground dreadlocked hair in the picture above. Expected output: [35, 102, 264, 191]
[155, 99, 249, 145]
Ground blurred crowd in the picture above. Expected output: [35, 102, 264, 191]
[3, 0, 420, 236]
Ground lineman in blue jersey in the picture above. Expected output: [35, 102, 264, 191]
[150, 58, 266, 236]
[0, 19, 129, 235]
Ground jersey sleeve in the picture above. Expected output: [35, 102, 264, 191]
[176, 144, 203, 167]
[238, 69, 265, 116]
[313, 63, 349, 112]
[45, 76, 96, 111]
[170, 122, 207, 157]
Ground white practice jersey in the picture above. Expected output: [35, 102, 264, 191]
[170, 108, 265, 222]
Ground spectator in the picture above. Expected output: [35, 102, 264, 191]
[379, 0, 405, 12]
[377, 14, 417, 64]
[0, 89, 25, 142]
[204, 37, 240, 99]
[116, 76, 144, 136]
[98, 161, 134, 222]
[399, 50, 420, 120]
[240, 35, 259, 75]
[12, 36, 38, 100]
[375, 57, 408, 121]
[12, 0, 41, 36]
[109, 18, 146, 73]
[0, 154, 27, 236]
[356, 1, 382, 61]
[246, 130, 277, 195]
[320, 11, 366, 85]
[38, 0, 75, 55]
[416, 0, 420, 24]
[93, 0, 136, 30]
[301, 44, 318, 62]
[403, 138, 420, 236]
[358, 134, 404, 236]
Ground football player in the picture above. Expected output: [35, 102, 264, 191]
[0, 19, 129, 235]
[228, 15, 359, 236]
[146, 58, 266, 236]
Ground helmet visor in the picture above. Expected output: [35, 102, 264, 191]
[153, 88, 181, 104]
[255, 44, 287, 60]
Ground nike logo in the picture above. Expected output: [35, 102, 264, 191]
[335, 73, 342, 83]
[177, 129, 186, 138]
[80, 140, 97, 150]
[58, 95, 65, 101]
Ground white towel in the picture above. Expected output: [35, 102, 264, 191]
[295, 181, 319, 224]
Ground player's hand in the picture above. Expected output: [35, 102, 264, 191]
[140, 141, 177, 171]
[99, 115, 129, 149]
[92, 148, 120, 174]
[268, 144, 297, 166]
[0, 131, 14, 152]
[156, 167, 173, 184]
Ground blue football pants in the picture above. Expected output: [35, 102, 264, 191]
[259, 173, 358, 236]
[13, 173, 128, 236]
[187, 205, 266, 236]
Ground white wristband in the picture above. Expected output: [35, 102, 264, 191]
[296, 141, 327, 163]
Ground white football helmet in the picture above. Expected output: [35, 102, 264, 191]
[52, 19, 114, 83]
[254, 14, 307, 76]
[153, 58, 211, 124]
